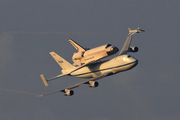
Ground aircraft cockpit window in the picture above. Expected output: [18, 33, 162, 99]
[127, 55, 131, 58]
[105, 44, 112, 48]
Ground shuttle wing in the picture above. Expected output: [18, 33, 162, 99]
[69, 39, 86, 51]
[38, 71, 112, 97]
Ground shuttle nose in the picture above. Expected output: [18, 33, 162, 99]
[113, 47, 119, 53]
[110, 47, 119, 52]
[107, 46, 119, 55]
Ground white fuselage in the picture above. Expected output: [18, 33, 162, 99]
[72, 44, 119, 66]
[70, 55, 138, 78]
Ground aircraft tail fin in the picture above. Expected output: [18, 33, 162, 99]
[128, 28, 132, 35]
[128, 28, 132, 31]
[69, 39, 86, 51]
[50, 52, 75, 70]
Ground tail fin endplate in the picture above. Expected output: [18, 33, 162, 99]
[40, 74, 49, 87]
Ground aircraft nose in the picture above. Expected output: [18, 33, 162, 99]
[127, 55, 138, 62]
[129, 57, 137, 62]
[134, 59, 138, 67]
[129, 57, 138, 65]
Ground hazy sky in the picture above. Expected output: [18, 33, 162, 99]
[0, 0, 180, 120]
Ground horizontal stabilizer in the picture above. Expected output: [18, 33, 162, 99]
[40, 74, 49, 87]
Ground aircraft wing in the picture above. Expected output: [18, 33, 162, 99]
[119, 36, 132, 55]
[40, 60, 97, 87]
[69, 60, 97, 73]
[119, 27, 144, 55]
[38, 71, 112, 97]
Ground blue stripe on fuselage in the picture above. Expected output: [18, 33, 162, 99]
[73, 60, 138, 77]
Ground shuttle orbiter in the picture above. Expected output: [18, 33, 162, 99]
[69, 39, 119, 66]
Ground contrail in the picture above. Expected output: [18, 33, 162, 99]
[0, 88, 37, 96]
[0, 31, 119, 37]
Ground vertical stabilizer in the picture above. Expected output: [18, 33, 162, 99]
[128, 28, 132, 31]
[50, 52, 75, 70]
[69, 39, 86, 51]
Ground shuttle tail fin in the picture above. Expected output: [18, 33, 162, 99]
[50, 52, 75, 70]
[69, 39, 86, 51]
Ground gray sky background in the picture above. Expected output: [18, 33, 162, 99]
[0, 0, 179, 120]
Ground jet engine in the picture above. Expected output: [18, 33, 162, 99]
[89, 81, 99, 88]
[64, 89, 74, 96]
[129, 46, 138, 52]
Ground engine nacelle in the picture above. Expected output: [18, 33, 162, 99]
[72, 51, 84, 60]
[89, 81, 99, 88]
[129, 46, 138, 52]
[64, 89, 74, 96]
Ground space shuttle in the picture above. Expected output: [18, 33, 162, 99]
[69, 39, 119, 66]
